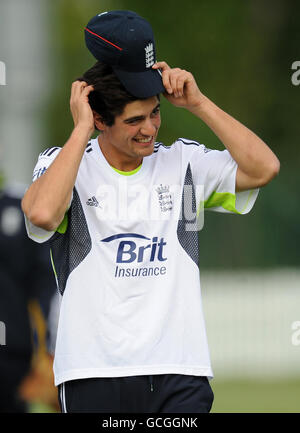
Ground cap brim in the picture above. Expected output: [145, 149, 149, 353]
[113, 67, 165, 98]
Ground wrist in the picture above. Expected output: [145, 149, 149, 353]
[187, 94, 210, 116]
[72, 123, 94, 141]
[71, 125, 94, 146]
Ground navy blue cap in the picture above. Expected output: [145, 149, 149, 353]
[84, 10, 164, 98]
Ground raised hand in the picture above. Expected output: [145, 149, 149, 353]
[152, 61, 206, 111]
[70, 81, 95, 137]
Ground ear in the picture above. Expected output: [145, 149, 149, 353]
[93, 111, 107, 132]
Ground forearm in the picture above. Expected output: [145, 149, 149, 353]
[22, 126, 91, 231]
[189, 96, 280, 189]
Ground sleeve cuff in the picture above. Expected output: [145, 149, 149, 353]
[24, 216, 55, 243]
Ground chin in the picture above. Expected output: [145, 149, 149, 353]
[141, 146, 155, 157]
[134, 143, 154, 157]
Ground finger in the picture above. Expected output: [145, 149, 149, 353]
[81, 84, 94, 97]
[152, 61, 171, 71]
[153, 62, 172, 93]
[72, 80, 88, 89]
[71, 81, 87, 99]
[176, 77, 185, 97]
[174, 72, 187, 97]
[170, 73, 180, 97]
[168, 70, 184, 97]
[73, 83, 94, 106]
[161, 70, 173, 94]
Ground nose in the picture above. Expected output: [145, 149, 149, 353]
[140, 118, 158, 137]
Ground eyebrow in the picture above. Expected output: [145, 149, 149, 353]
[123, 103, 160, 124]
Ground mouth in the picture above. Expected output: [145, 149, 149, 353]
[133, 136, 154, 146]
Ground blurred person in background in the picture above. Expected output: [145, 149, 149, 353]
[0, 168, 58, 412]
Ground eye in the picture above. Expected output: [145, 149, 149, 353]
[125, 118, 142, 125]
[151, 107, 160, 117]
[128, 120, 138, 125]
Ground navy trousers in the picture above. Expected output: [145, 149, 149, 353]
[58, 374, 214, 413]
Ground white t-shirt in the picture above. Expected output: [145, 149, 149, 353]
[25, 137, 258, 386]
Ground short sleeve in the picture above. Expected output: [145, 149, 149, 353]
[32, 147, 61, 182]
[177, 138, 259, 215]
[202, 149, 259, 214]
[24, 147, 72, 243]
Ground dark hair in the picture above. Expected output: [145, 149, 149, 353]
[77, 61, 139, 127]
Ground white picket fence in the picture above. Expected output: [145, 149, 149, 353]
[48, 268, 300, 380]
[201, 268, 300, 379]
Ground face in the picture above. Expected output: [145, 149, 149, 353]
[97, 96, 161, 170]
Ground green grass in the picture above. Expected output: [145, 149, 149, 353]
[210, 379, 300, 413]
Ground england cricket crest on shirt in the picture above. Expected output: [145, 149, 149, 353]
[145, 42, 155, 68]
[156, 184, 173, 213]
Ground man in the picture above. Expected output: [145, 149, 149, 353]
[21, 10, 279, 413]
[0, 172, 57, 412]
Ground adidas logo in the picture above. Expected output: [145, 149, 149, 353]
[86, 196, 100, 207]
